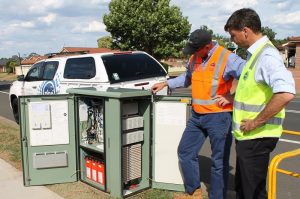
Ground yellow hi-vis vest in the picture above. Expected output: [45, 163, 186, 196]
[232, 42, 285, 140]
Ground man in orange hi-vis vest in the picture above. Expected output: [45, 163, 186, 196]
[151, 29, 245, 199]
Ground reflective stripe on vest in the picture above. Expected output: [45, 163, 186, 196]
[232, 117, 284, 131]
[192, 98, 216, 105]
[248, 44, 273, 70]
[232, 41, 285, 140]
[210, 49, 227, 98]
[234, 101, 265, 112]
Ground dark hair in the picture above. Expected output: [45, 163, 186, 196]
[224, 8, 261, 33]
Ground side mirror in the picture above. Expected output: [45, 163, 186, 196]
[17, 75, 25, 81]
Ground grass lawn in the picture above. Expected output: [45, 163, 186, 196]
[0, 117, 208, 199]
[0, 73, 17, 81]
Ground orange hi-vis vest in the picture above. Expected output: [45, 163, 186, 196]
[190, 45, 233, 114]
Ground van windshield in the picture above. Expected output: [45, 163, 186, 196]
[101, 53, 167, 83]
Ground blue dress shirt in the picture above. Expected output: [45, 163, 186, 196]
[247, 36, 295, 94]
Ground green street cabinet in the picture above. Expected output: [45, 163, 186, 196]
[19, 87, 192, 198]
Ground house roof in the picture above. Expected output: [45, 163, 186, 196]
[21, 55, 47, 65]
[282, 37, 300, 48]
[20, 47, 119, 65]
[61, 47, 118, 54]
[288, 36, 300, 42]
[276, 45, 284, 51]
[0, 60, 7, 65]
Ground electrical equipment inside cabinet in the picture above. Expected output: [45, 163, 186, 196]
[79, 99, 104, 145]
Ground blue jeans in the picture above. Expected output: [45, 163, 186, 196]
[178, 111, 232, 199]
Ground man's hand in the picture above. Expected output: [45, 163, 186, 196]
[240, 119, 259, 133]
[239, 92, 295, 133]
[151, 81, 167, 93]
[214, 94, 234, 107]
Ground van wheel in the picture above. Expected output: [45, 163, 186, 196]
[12, 98, 19, 124]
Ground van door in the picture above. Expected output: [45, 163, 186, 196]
[23, 61, 59, 95]
[39, 61, 60, 94]
[23, 62, 45, 95]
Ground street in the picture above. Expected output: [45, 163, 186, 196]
[0, 83, 300, 198]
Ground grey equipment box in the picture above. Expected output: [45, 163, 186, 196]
[20, 87, 191, 198]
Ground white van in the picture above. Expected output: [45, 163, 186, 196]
[9, 51, 168, 123]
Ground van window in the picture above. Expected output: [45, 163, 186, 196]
[102, 53, 167, 83]
[25, 62, 44, 81]
[64, 57, 96, 79]
[42, 61, 58, 80]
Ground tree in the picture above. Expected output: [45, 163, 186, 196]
[199, 25, 213, 35]
[0, 58, 9, 66]
[262, 26, 276, 42]
[103, 0, 191, 59]
[27, 52, 39, 58]
[236, 48, 247, 59]
[199, 25, 232, 50]
[97, 36, 113, 49]
[6, 60, 17, 74]
[274, 38, 288, 47]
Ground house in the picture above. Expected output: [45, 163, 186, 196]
[276, 45, 288, 67]
[60, 47, 118, 54]
[282, 36, 300, 69]
[15, 55, 47, 76]
[0, 59, 7, 72]
[0, 64, 6, 73]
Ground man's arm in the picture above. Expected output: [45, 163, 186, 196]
[240, 92, 295, 132]
[151, 81, 168, 93]
[215, 51, 244, 107]
[151, 60, 192, 94]
[223, 53, 246, 81]
[150, 73, 191, 93]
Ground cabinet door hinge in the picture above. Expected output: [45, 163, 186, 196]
[22, 137, 28, 147]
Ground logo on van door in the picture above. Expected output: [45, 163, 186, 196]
[38, 73, 61, 95]
[40, 81, 56, 94]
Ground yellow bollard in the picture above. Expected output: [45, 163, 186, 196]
[268, 149, 300, 199]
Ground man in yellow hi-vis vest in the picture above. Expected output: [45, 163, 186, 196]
[224, 8, 296, 199]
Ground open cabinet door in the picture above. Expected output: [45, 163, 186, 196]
[19, 95, 77, 186]
[152, 96, 191, 192]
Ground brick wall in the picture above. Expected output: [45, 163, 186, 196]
[296, 43, 300, 70]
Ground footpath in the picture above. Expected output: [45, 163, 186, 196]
[0, 158, 63, 199]
[0, 115, 63, 199]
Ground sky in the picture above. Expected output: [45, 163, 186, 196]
[0, 0, 300, 58]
